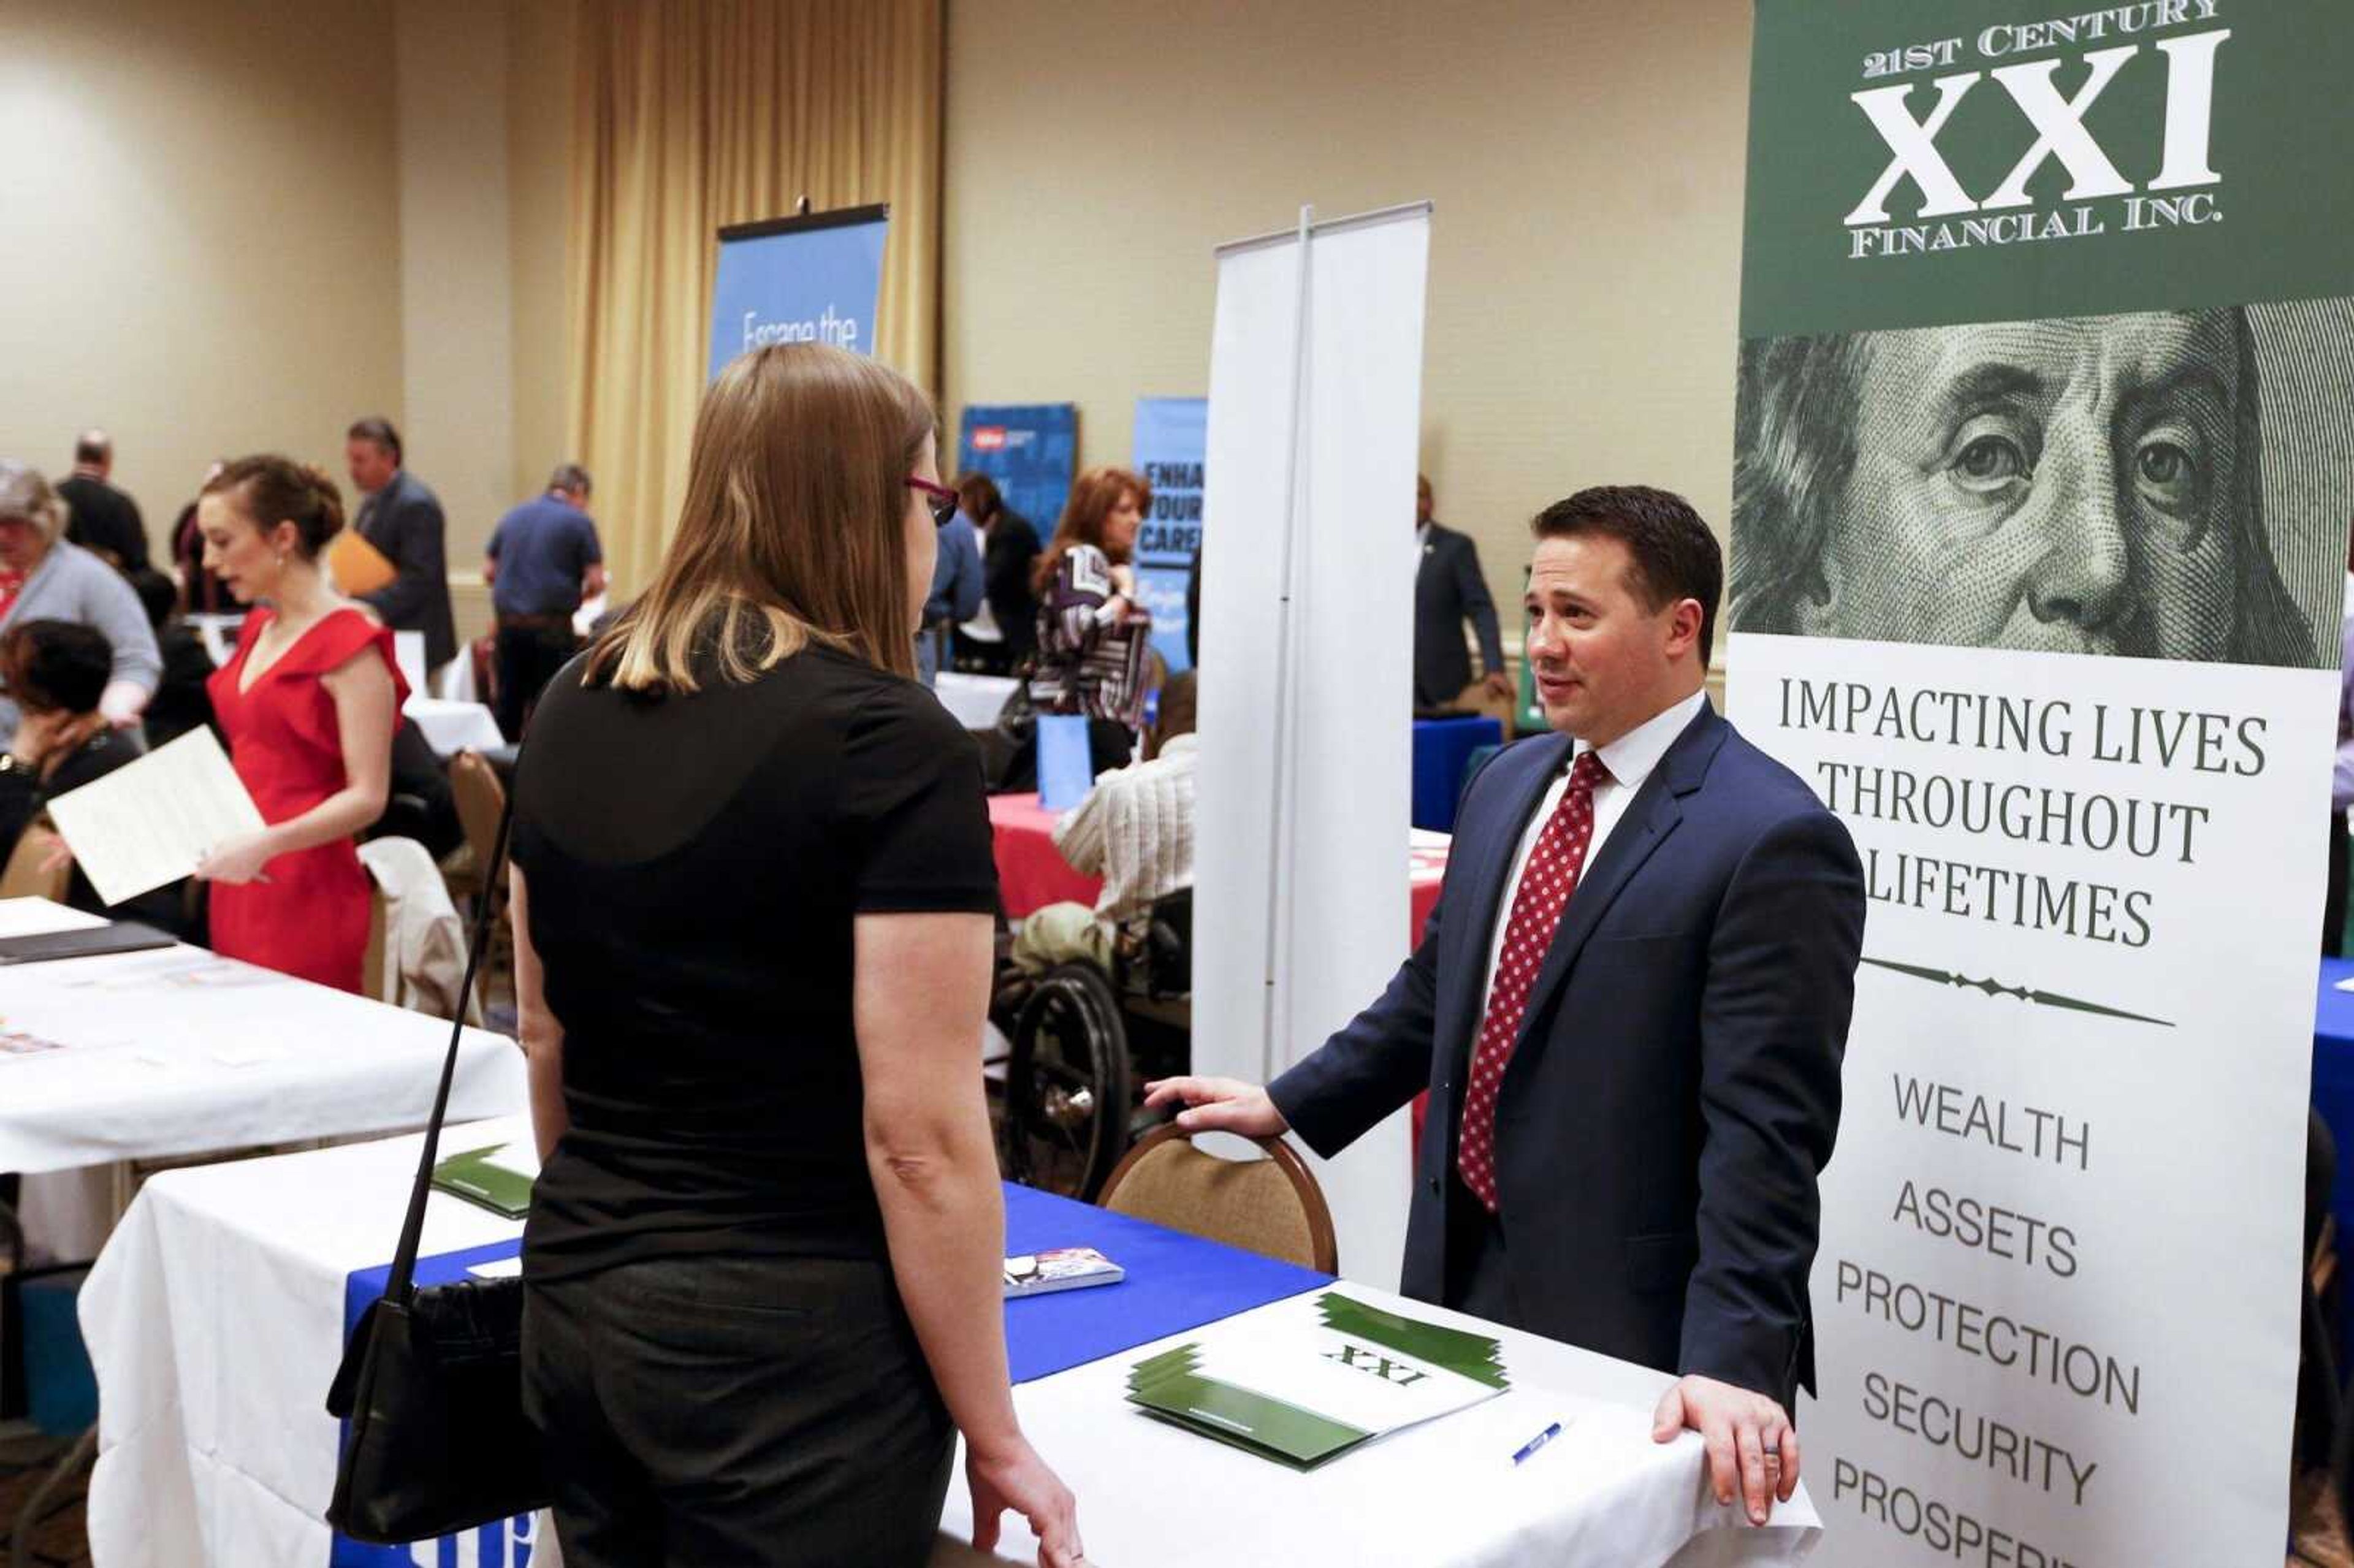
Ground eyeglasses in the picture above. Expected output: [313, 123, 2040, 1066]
[905, 476, 959, 528]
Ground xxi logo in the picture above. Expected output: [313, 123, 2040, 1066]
[1323, 1341, 1431, 1387]
[1847, 31, 2228, 226]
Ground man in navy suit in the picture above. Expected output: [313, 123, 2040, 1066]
[1148, 485, 1863, 1526]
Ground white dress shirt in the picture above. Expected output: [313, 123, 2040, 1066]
[1477, 690, 1708, 1019]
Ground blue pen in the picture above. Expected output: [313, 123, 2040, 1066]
[1510, 1421, 1563, 1465]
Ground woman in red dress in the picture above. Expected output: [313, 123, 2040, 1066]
[194, 456, 406, 992]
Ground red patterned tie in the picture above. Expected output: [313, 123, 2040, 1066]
[1458, 748, 1610, 1211]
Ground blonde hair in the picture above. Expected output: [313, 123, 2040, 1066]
[586, 344, 936, 692]
[0, 461, 67, 542]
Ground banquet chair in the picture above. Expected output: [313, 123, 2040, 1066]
[0, 822, 68, 904]
[1453, 677, 1517, 742]
[1096, 1123, 1338, 1273]
[446, 750, 511, 1010]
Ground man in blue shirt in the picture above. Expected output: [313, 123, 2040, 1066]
[485, 463, 605, 739]
[918, 506, 983, 688]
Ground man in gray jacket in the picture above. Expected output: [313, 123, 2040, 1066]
[0, 460, 159, 744]
[346, 417, 457, 679]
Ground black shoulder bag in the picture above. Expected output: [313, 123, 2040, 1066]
[323, 765, 549, 1542]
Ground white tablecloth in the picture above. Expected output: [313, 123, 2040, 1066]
[80, 1120, 1817, 1568]
[934, 1293, 1820, 1568]
[0, 918, 523, 1175]
[935, 671, 1018, 729]
[80, 1118, 542, 1568]
[403, 695, 506, 758]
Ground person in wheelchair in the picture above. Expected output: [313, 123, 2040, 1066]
[1011, 672, 1195, 980]
[996, 675, 1195, 1198]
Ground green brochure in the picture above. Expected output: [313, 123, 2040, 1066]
[1126, 1290, 1508, 1469]
[429, 1142, 538, 1220]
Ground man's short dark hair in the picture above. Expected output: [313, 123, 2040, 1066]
[74, 430, 111, 466]
[0, 619, 112, 716]
[547, 462, 592, 497]
[1531, 484, 1723, 667]
[346, 417, 402, 466]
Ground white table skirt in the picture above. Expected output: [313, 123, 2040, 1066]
[0, 935, 523, 1176]
[935, 671, 1018, 729]
[79, 1117, 1815, 1568]
[80, 1118, 546, 1568]
[403, 694, 506, 758]
[929, 1291, 1820, 1568]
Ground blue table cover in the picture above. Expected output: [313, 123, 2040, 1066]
[2314, 961, 2354, 1248]
[1412, 715, 1504, 832]
[1000, 1179, 1330, 1382]
[332, 1183, 1326, 1561]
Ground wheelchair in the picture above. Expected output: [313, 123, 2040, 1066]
[991, 889, 1192, 1200]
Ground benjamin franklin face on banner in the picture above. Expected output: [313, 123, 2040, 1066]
[1729, 308, 2312, 666]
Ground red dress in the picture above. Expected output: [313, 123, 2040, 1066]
[205, 607, 409, 992]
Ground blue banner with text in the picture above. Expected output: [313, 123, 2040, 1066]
[1131, 397, 1206, 675]
[707, 208, 889, 381]
[955, 403, 1079, 550]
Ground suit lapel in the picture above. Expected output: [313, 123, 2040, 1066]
[1510, 704, 1727, 1060]
[1446, 733, 1570, 1066]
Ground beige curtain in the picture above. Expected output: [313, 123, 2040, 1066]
[565, 0, 942, 593]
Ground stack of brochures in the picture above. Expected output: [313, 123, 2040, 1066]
[1004, 1247, 1124, 1298]
[1126, 1290, 1508, 1469]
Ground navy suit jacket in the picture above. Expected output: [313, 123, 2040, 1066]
[1268, 701, 1864, 1406]
[1412, 522, 1505, 709]
[358, 469, 457, 671]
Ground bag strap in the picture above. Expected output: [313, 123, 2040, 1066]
[384, 752, 520, 1306]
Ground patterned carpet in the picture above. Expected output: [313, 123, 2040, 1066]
[0, 1431, 90, 1568]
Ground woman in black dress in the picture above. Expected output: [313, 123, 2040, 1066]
[511, 343, 1084, 1567]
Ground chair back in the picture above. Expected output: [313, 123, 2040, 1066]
[448, 752, 508, 880]
[0, 821, 70, 903]
[1453, 678, 1516, 741]
[360, 867, 391, 1003]
[1097, 1124, 1338, 1273]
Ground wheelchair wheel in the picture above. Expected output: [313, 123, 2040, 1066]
[1001, 963, 1132, 1200]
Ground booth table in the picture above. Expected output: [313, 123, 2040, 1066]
[0, 902, 522, 1176]
[937, 671, 1019, 730]
[991, 795, 1450, 937]
[2311, 959, 2354, 1268]
[402, 695, 506, 759]
[1411, 715, 1504, 833]
[80, 1118, 1816, 1568]
[987, 793, 1109, 919]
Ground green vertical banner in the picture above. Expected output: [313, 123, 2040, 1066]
[1729, 4, 2354, 1564]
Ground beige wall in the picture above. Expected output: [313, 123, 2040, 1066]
[395, 0, 516, 572]
[943, 0, 1754, 663]
[0, 0, 404, 547]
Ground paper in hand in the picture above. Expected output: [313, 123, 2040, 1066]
[43, 729, 266, 907]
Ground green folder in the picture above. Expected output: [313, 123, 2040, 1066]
[430, 1143, 536, 1219]
[1124, 1292, 1509, 1470]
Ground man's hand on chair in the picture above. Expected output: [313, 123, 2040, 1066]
[1141, 1076, 1289, 1138]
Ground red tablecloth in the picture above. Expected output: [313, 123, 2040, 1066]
[991, 792, 1449, 938]
[989, 794, 1105, 918]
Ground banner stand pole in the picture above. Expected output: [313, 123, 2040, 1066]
[1255, 204, 1316, 1081]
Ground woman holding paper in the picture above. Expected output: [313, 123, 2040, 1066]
[508, 343, 1085, 1567]
[193, 456, 406, 992]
